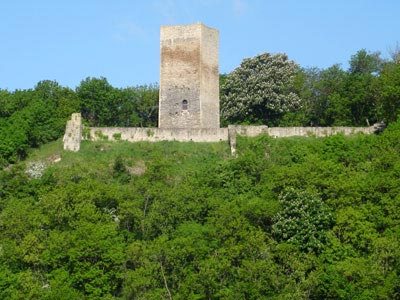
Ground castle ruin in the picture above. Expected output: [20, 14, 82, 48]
[63, 23, 380, 153]
[63, 113, 82, 152]
[159, 23, 219, 129]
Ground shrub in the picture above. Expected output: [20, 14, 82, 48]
[272, 188, 333, 252]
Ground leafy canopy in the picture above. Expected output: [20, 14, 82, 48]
[221, 52, 301, 126]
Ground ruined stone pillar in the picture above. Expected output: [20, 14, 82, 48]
[63, 113, 82, 151]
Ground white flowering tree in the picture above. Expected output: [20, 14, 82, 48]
[272, 188, 333, 252]
[220, 52, 302, 125]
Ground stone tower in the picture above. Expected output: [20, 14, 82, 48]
[158, 23, 220, 129]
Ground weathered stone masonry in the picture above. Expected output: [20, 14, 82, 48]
[159, 23, 219, 129]
[63, 113, 82, 152]
[63, 113, 380, 154]
[62, 23, 384, 153]
[92, 124, 380, 154]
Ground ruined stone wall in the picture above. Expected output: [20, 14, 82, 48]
[83, 125, 376, 143]
[266, 126, 374, 137]
[228, 125, 269, 154]
[158, 23, 219, 129]
[63, 114, 379, 152]
[88, 127, 228, 142]
[63, 113, 82, 152]
[85, 125, 374, 144]
[224, 125, 375, 154]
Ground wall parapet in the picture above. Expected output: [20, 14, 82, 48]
[266, 126, 375, 138]
[63, 114, 384, 153]
[88, 127, 228, 142]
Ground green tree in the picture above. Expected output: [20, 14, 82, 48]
[112, 84, 158, 127]
[0, 89, 13, 118]
[34, 80, 80, 123]
[115, 87, 141, 127]
[76, 77, 117, 126]
[308, 64, 348, 126]
[0, 81, 79, 165]
[343, 50, 384, 125]
[348, 49, 383, 75]
[272, 188, 333, 252]
[343, 73, 377, 126]
[134, 84, 159, 127]
[375, 62, 400, 122]
[389, 42, 400, 64]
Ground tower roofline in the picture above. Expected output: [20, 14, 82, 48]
[160, 22, 218, 32]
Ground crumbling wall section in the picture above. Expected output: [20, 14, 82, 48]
[228, 125, 269, 154]
[63, 114, 381, 153]
[88, 127, 228, 142]
[267, 126, 375, 138]
[228, 125, 377, 154]
[63, 113, 82, 151]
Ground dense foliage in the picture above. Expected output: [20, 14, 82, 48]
[220, 53, 301, 125]
[1, 120, 400, 299]
[0, 81, 80, 166]
[0, 78, 158, 167]
[221, 49, 400, 127]
[1, 48, 399, 167]
[1, 47, 400, 298]
[77, 77, 158, 127]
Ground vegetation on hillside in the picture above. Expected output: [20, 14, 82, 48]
[1, 48, 399, 167]
[1, 120, 400, 299]
[0, 79, 158, 167]
[221, 49, 400, 127]
[0, 47, 399, 298]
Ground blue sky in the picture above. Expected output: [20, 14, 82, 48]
[1, 0, 399, 91]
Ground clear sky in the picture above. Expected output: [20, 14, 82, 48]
[1, 0, 399, 91]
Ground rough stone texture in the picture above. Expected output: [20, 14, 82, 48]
[89, 127, 228, 142]
[228, 125, 269, 155]
[266, 126, 375, 138]
[87, 125, 376, 154]
[63, 112, 379, 154]
[228, 125, 237, 155]
[63, 113, 82, 151]
[233, 125, 269, 137]
[61, 23, 385, 154]
[226, 125, 375, 154]
[159, 23, 219, 129]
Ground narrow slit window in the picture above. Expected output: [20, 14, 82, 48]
[182, 99, 188, 110]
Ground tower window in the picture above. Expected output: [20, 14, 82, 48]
[182, 99, 188, 110]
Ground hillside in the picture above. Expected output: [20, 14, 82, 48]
[1, 123, 400, 299]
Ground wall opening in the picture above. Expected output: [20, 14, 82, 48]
[182, 99, 188, 110]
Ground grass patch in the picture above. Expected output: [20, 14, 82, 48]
[26, 139, 64, 163]
[28, 139, 231, 184]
